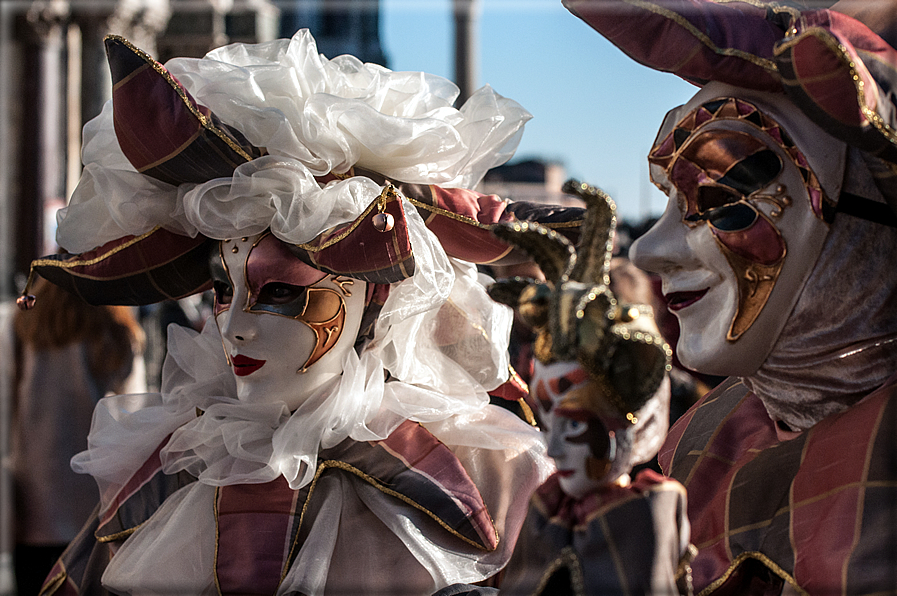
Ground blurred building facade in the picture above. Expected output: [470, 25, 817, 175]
[482, 159, 576, 207]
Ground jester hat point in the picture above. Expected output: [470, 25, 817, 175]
[23, 32, 584, 308]
[563, 0, 897, 219]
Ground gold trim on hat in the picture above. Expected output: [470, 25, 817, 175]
[623, 0, 778, 74]
[105, 35, 256, 164]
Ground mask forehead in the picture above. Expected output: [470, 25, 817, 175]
[531, 360, 590, 413]
[245, 233, 327, 303]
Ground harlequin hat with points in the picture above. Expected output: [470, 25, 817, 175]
[488, 180, 671, 421]
[562, 0, 897, 221]
[22, 31, 582, 308]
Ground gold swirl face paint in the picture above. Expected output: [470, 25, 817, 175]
[212, 232, 366, 410]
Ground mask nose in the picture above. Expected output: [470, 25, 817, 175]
[545, 417, 566, 460]
[218, 306, 258, 345]
[630, 195, 696, 275]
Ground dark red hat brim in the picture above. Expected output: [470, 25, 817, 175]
[564, 0, 897, 166]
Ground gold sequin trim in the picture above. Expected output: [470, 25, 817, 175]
[623, 0, 778, 74]
[104, 35, 255, 164]
[775, 27, 897, 151]
[697, 551, 807, 596]
[531, 546, 586, 596]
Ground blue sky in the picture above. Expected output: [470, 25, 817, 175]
[380, 0, 697, 222]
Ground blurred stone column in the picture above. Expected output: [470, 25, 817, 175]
[1, 3, 68, 592]
[17, 0, 68, 280]
[71, 0, 171, 146]
[453, 0, 479, 105]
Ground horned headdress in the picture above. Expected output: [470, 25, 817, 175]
[488, 180, 671, 423]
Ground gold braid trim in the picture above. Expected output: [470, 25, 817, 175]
[30, 226, 161, 272]
[95, 521, 146, 543]
[622, 0, 778, 74]
[295, 185, 398, 252]
[38, 566, 67, 596]
[711, 0, 800, 21]
[105, 35, 255, 164]
[408, 195, 583, 232]
[776, 28, 897, 152]
[697, 551, 807, 596]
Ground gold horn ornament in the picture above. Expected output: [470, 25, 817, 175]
[488, 180, 672, 420]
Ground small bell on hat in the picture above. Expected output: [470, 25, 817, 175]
[373, 212, 395, 233]
[373, 185, 397, 232]
[16, 294, 36, 311]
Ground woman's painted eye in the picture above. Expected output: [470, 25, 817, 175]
[258, 282, 305, 305]
[213, 280, 233, 305]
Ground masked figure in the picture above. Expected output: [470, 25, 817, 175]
[24, 31, 588, 596]
[565, 1, 897, 594]
[466, 182, 693, 596]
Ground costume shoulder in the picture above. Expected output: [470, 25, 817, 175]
[663, 374, 897, 595]
[39, 439, 195, 595]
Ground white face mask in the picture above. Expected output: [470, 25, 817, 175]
[631, 84, 843, 377]
[531, 360, 630, 498]
[211, 233, 367, 410]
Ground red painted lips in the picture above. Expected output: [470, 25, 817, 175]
[231, 354, 266, 376]
[664, 288, 708, 312]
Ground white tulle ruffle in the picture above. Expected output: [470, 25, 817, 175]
[73, 256, 519, 512]
[56, 29, 531, 253]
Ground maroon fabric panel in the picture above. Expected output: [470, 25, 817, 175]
[111, 64, 202, 173]
[423, 186, 517, 264]
[105, 36, 261, 185]
[294, 192, 415, 284]
[663, 382, 780, 591]
[377, 421, 498, 550]
[564, 0, 783, 90]
[776, 10, 897, 163]
[790, 382, 893, 593]
[33, 228, 214, 306]
[216, 478, 296, 596]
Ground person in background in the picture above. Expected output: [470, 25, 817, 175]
[565, 0, 897, 593]
[437, 181, 692, 596]
[12, 277, 143, 596]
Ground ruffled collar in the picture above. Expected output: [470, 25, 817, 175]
[73, 303, 498, 511]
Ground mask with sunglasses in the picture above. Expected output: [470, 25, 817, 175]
[632, 83, 841, 377]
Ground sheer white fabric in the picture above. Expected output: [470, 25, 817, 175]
[56, 29, 531, 253]
[75, 260, 548, 593]
[74, 257, 524, 497]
